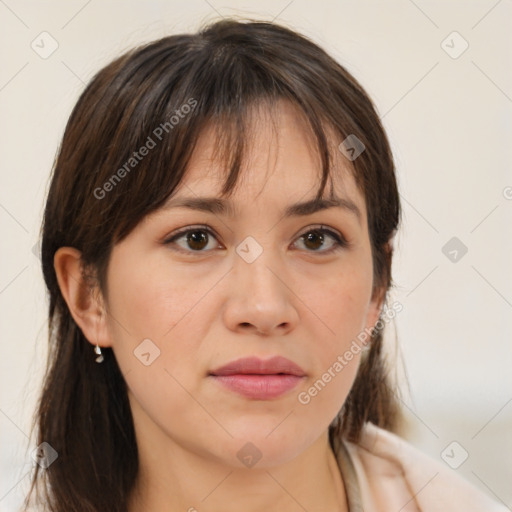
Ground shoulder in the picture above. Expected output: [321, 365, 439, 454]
[341, 422, 508, 512]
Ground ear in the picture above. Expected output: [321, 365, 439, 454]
[53, 247, 112, 348]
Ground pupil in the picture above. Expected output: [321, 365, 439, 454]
[305, 232, 323, 250]
[188, 231, 207, 250]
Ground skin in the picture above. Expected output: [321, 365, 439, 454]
[54, 100, 385, 512]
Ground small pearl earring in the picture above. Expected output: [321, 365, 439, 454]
[94, 344, 104, 363]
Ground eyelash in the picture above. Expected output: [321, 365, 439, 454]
[163, 224, 349, 256]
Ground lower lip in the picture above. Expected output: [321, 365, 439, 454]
[210, 374, 304, 400]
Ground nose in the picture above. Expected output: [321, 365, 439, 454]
[222, 246, 299, 337]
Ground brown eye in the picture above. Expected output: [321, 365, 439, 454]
[185, 231, 209, 251]
[294, 227, 347, 254]
[164, 226, 221, 254]
[303, 231, 325, 251]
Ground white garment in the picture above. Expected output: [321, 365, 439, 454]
[332, 421, 508, 511]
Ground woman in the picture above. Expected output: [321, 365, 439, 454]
[25, 18, 506, 512]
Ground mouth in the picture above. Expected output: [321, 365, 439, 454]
[208, 356, 306, 400]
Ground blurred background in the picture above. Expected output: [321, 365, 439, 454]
[1, 0, 511, 510]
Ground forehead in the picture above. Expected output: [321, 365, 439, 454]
[169, 100, 366, 219]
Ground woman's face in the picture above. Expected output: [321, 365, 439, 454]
[101, 100, 382, 468]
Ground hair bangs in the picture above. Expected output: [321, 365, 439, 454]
[107, 45, 340, 249]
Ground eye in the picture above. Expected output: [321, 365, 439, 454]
[293, 226, 348, 254]
[163, 225, 221, 254]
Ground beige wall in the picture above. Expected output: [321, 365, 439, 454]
[1, 0, 511, 509]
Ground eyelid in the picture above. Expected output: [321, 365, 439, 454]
[163, 224, 217, 241]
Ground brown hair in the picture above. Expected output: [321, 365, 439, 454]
[25, 18, 402, 512]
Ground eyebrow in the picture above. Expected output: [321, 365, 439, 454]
[160, 195, 362, 223]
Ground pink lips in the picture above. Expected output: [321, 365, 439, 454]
[209, 356, 306, 400]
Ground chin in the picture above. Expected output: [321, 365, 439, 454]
[216, 422, 322, 470]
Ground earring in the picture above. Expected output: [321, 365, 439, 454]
[94, 344, 104, 363]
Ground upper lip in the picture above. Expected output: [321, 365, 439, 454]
[209, 356, 306, 377]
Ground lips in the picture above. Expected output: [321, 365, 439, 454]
[209, 356, 306, 377]
[209, 356, 306, 400]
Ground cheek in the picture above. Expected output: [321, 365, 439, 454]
[105, 251, 220, 410]
[298, 261, 373, 347]
[106, 250, 216, 346]
[295, 260, 372, 402]
[294, 275, 369, 430]
[105, 256, 214, 446]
